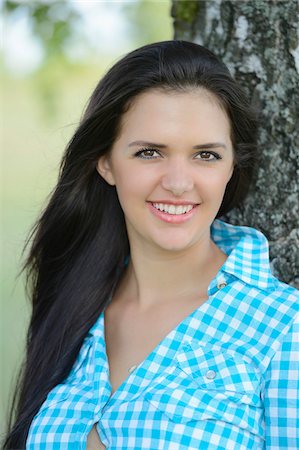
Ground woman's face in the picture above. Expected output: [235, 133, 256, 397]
[96, 88, 235, 253]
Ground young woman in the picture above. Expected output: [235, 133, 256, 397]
[4, 40, 298, 450]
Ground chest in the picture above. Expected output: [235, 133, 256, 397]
[104, 296, 208, 397]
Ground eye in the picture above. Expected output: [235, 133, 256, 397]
[195, 151, 222, 161]
[133, 148, 222, 161]
[134, 147, 161, 159]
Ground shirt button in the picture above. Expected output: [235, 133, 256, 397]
[205, 369, 217, 380]
[217, 281, 227, 290]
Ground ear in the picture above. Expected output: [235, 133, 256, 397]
[96, 155, 116, 186]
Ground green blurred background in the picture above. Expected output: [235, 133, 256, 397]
[1, 0, 172, 434]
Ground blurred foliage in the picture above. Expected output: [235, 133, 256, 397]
[172, 0, 200, 24]
[122, 0, 173, 46]
[4, 0, 172, 65]
[4, 0, 84, 60]
[3, 0, 172, 120]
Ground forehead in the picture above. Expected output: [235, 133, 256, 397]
[118, 88, 231, 137]
[126, 87, 225, 113]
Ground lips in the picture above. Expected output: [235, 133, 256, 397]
[147, 201, 199, 224]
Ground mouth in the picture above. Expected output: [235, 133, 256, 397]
[150, 202, 197, 215]
[146, 201, 200, 224]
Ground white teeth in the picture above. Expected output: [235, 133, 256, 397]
[152, 203, 194, 215]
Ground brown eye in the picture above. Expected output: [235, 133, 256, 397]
[143, 150, 156, 157]
[196, 151, 221, 161]
[134, 148, 160, 159]
[201, 152, 211, 159]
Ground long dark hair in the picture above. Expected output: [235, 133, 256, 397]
[3, 40, 258, 449]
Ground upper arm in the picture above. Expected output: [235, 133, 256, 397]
[263, 314, 299, 449]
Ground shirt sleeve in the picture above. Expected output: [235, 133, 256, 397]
[263, 313, 299, 449]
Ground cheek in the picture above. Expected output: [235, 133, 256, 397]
[197, 169, 231, 190]
[118, 164, 156, 192]
[195, 171, 233, 205]
[113, 166, 153, 209]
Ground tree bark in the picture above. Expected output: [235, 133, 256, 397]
[171, 0, 299, 288]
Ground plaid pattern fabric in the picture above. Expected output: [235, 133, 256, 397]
[26, 219, 299, 449]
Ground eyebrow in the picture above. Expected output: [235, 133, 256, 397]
[128, 140, 227, 150]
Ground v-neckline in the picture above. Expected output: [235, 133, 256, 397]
[100, 291, 216, 404]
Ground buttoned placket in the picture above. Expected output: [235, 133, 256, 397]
[92, 271, 236, 450]
[98, 274, 230, 410]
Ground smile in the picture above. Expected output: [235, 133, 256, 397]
[147, 202, 199, 224]
[152, 203, 194, 215]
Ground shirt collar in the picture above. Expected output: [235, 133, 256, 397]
[211, 219, 278, 292]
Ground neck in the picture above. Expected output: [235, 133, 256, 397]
[114, 234, 227, 312]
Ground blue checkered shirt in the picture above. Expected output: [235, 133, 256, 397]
[26, 219, 299, 449]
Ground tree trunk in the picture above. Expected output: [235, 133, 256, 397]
[171, 0, 299, 288]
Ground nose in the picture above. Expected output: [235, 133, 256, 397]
[161, 157, 194, 196]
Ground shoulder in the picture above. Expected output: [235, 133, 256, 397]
[262, 279, 299, 346]
[212, 219, 298, 359]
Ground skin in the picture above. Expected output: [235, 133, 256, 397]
[96, 88, 235, 312]
[87, 425, 105, 450]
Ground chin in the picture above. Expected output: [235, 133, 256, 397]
[153, 237, 195, 253]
